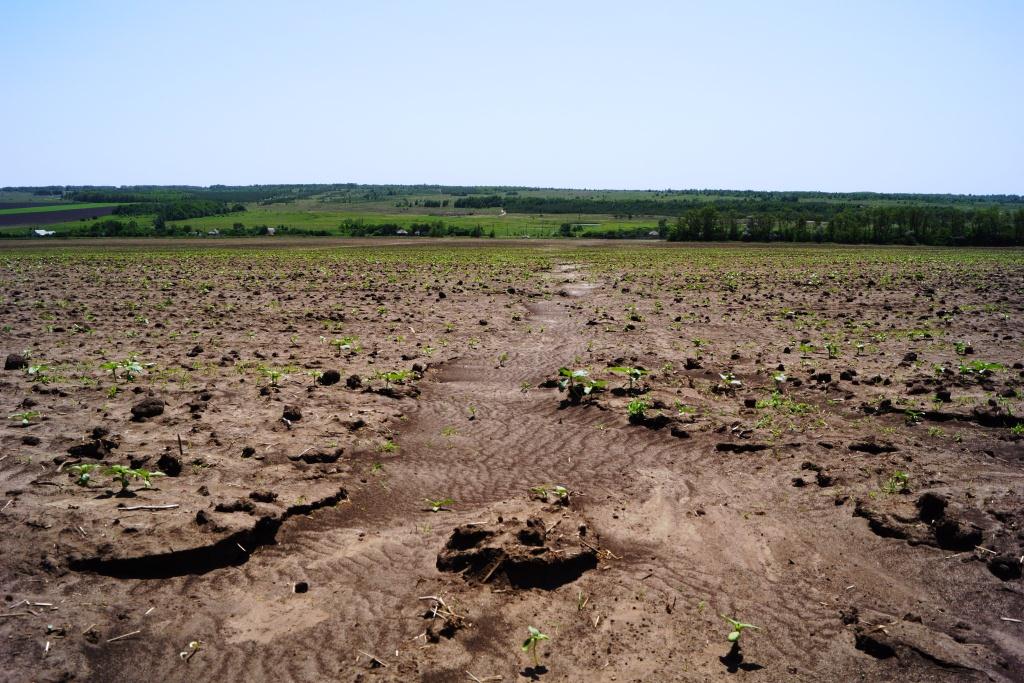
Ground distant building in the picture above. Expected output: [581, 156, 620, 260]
[207, 229, 220, 236]
[265, 227, 276, 236]
[33, 229, 55, 237]
[396, 229, 408, 235]
[647, 230, 660, 237]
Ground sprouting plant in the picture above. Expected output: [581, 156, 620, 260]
[330, 336, 359, 355]
[608, 365, 648, 391]
[954, 341, 969, 355]
[883, 470, 909, 494]
[424, 497, 454, 512]
[626, 398, 648, 418]
[69, 463, 100, 486]
[133, 469, 166, 488]
[179, 639, 203, 661]
[756, 391, 812, 415]
[958, 360, 1004, 376]
[26, 363, 51, 383]
[557, 368, 606, 402]
[307, 370, 323, 385]
[904, 409, 923, 425]
[1011, 424, 1024, 437]
[8, 410, 40, 426]
[106, 385, 119, 399]
[377, 369, 411, 389]
[261, 367, 284, 386]
[718, 372, 742, 390]
[105, 465, 134, 492]
[674, 400, 694, 415]
[521, 626, 550, 668]
[721, 615, 759, 643]
[101, 355, 146, 382]
[497, 351, 509, 367]
[825, 341, 840, 359]
[379, 439, 398, 453]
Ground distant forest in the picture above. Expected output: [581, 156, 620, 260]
[3, 184, 1023, 245]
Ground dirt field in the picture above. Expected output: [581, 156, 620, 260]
[1, 240, 1022, 682]
[0, 207, 118, 228]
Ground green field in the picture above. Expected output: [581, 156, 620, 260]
[0, 185, 1020, 245]
[163, 203, 658, 238]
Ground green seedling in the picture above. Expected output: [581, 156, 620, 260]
[69, 463, 101, 486]
[626, 398, 648, 418]
[718, 372, 742, 389]
[958, 360, 1004, 376]
[101, 355, 146, 381]
[330, 336, 359, 355]
[424, 497, 455, 512]
[8, 411, 40, 426]
[608, 365, 648, 391]
[133, 469, 166, 488]
[721, 615, 759, 643]
[904, 409, 923, 425]
[106, 465, 135, 492]
[521, 626, 550, 668]
[260, 367, 285, 386]
[26, 364, 51, 383]
[557, 367, 606, 402]
[377, 369, 411, 389]
[882, 470, 909, 494]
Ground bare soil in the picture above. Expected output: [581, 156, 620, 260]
[1, 241, 1022, 682]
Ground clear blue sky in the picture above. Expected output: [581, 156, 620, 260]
[1, 1, 1021, 193]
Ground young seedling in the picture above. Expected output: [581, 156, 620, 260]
[424, 497, 455, 512]
[8, 411, 40, 426]
[608, 365, 648, 391]
[521, 626, 550, 668]
[133, 469, 166, 488]
[179, 639, 203, 662]
[557, 367, 606, 403]
[69, 463, 101, 486]
[330, 336, 359, 355]
[106, 465, 135, 492]
[627, 398, 648, 419]
[882, 470, 909, 494]
[716, 372, 742, 393]
[101, 355, 146, 382]
[721, 615, 759, 643]
[261, 367, 285, 387]
[377, 370, 411, 390]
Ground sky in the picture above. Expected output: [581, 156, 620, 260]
[1, 1, 1021, 193]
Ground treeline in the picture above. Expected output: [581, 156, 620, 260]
[663, 205, 1024, 246]
[114, 199, 244, 221]
[340, 219, 492, 238]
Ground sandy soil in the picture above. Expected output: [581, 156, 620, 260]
[1, 242, 1022, 682]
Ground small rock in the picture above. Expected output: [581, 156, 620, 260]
[282, 405, 302, 422]
[130, 397, 164, 421]
[4, 353, 27, 371]
[319, 369, 341, 386]
[156, 453, 182, 477]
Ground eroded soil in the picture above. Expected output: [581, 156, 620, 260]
[1, 241, 1022, 682]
